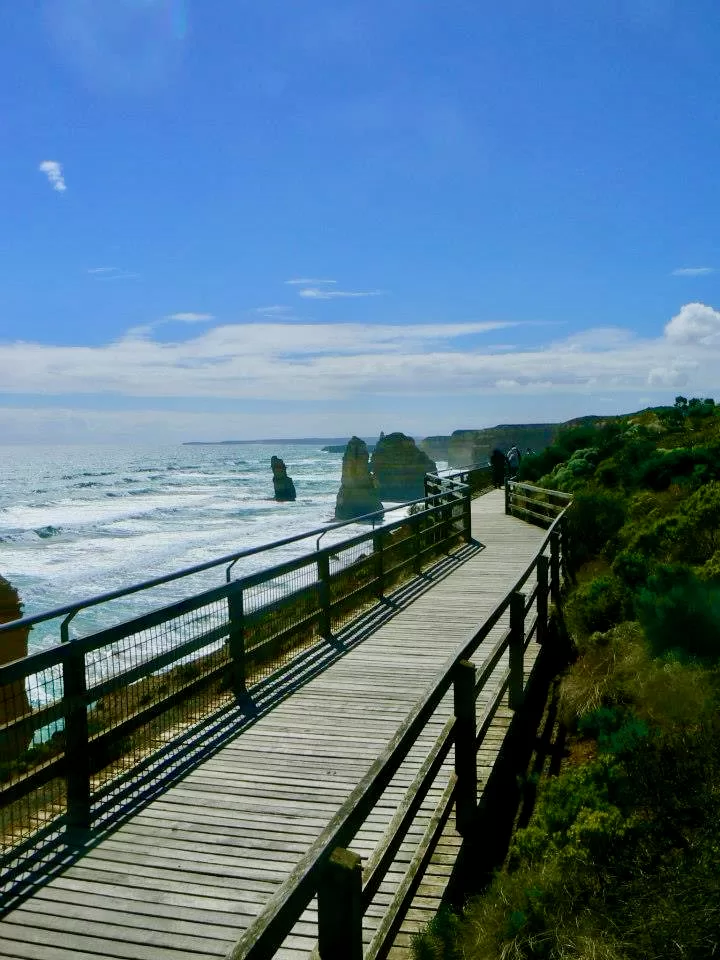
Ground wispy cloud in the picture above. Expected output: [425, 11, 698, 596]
[87, 267, 140, 282]
[1, 305, 718, 412]
[299, 287, 384, 300]
[285, 278, 337, 286]
[671, 267, 715, 277]
[165, 313, 215, 323]
[39, 160, 66, 193]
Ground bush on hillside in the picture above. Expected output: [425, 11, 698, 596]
[564, 491, 626, 568]
[565, 575, 633, 638]
[635, 564, 720, 662]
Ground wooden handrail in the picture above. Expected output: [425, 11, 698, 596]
[227, 498, 571, 960]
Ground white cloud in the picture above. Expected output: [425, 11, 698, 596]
[299, 287, 384, 300]
[87, 267, 117, 274]
[671, 267, 715, 277]
[165, 313, 215, 323]
[39, 160, 66, 193]
[0, 306, 718, 416]
[664, 302, 720, 345]
[647, 367, 690, 388]
[285, 278, 336, 285]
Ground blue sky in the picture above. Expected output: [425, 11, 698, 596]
[1, 0, 720, 442]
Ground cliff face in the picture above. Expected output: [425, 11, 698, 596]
[335, 437, 383, 521]
[271, 456, 297, 501]
[429, 424, 561, 467]
[418, 436, 450, 460]
[370, 432, 437, 501]
[0, 575, 31, 762]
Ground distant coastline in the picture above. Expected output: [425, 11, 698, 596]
[182, 438, 358, 446]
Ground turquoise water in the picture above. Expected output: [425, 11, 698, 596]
[0, 443, 364, 652]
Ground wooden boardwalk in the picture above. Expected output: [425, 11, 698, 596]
[0, 491, 547, 959]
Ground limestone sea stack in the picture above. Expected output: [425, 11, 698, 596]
[335, 437, 383, 521]
[0, 575, 31, 762]
[271, 456, 297, 501]
[370, 432, 437, 501]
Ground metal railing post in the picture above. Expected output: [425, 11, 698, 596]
[509, 592, 525, 710]
[550, 532, 561, 608]
[63, 643, 91, 838]
[412, 513, 423, 574]
[373, 529, 384, 599]
[536, 555, 549, 646]
[560, 514, 571, 583]
[318, 847, 363, 960]
[504, 479, 511, 515]
[463, 486, 472, 542]
[317, 552, 332, 639]
[227, 582, 246, 698]
[454, 659, 477, 836]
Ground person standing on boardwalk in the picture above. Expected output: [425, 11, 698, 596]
[490, 448, 506, 488]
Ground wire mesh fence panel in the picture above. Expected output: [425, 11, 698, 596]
[381, 519, 418, 587]
[0, 653, 66, 877]
[328, 538, 378, 632]
[84, 594, 232, 802]
[0, 472, 478, 891]
[243, 558, 322, 686]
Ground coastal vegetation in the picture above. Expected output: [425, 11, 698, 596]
[414, 397, 720, 960]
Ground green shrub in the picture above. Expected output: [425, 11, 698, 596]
[635, 564, 720, 661]
[565, 492, 626, 568]
[559, 622, 646, 725]
[566, 575, 632, 638]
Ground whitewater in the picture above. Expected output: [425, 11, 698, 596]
[0, 442, 428, 654]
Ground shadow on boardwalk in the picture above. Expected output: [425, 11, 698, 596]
[3, 540, 485, 915]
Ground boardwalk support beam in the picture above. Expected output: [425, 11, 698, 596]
[64, 644, 91, 838]
[463, 488, 472, 542]
[454, 659, 477, 836]
[413, 513, 423, 574]
[227, 582, 246, 698]
[317, 552, 332, 639]
[550, 532, 561, 608]
[318, 846, 363, 960]
[509, 591, 525, 710]
[373, 529, 384, 599]
[536, 555, 549, 646]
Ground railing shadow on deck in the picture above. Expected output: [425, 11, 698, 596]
[0, 537, 485, 915]
[225, 489, 572, 960]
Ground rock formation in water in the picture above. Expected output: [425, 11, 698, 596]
[335, 437, 383, 521]
[271, 456, 297, 501]
[370, 432, 437, 501]
[0, 575, 31, 762]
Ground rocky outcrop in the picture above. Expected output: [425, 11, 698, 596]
[370, 432, 437, 501]
[335, 437, 383, 520]
[419, 436, 450, 460]
[271, 456, 297, 501]
[323, 443, 375, 454]
[0, 575, 31, 762]
[446, 424, 560, 467]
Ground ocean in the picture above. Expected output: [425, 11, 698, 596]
[0, 442, 430, 654]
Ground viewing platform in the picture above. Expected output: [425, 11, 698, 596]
[0, 478, 571, 959]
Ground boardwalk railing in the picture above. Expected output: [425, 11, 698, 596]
[505, 479, 573, 526]
[227, 500, 571, 960]
[0, 468, 486, 890]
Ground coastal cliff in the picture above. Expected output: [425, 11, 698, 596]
[370, 432, 437, 501]
[335, 437, 383, 520]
